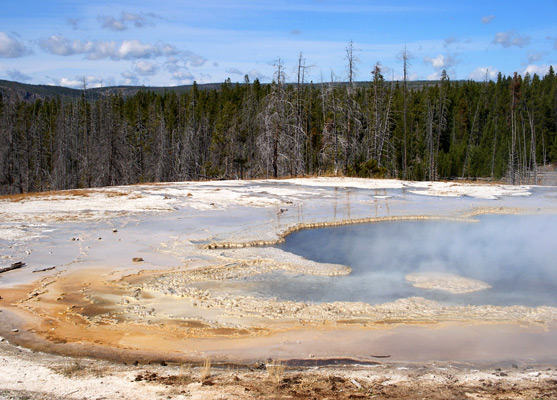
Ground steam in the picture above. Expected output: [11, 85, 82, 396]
[273, 214, 557, 307]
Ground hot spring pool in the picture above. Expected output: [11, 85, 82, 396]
[194, 214, 557, 307]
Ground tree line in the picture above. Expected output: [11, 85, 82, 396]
[1, 61, 556, 195]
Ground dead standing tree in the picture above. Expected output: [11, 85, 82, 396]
[343, 40, 361, 173]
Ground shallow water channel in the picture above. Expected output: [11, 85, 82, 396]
[201, 214, 557, 307]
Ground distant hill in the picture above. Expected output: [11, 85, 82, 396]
[0, 79, 444, 103]
[0, 79, 224, 102]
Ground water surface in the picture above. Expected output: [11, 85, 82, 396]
[227, 214, 557, 307]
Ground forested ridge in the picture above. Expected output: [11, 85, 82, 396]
[1, 64, 556, 195]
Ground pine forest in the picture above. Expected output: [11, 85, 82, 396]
[1, 61, 556, 195]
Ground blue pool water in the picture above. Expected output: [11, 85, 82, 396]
[246, 214, 557, 307]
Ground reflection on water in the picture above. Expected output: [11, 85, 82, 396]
[209, 214, 557, 307]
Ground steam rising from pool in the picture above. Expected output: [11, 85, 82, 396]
[229, 214, 557, 307]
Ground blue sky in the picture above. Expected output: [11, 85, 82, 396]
[1, 0, 556, 88]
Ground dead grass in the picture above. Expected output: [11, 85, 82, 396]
[52, 361, 105, 378]
[176, 364, 192, 385]
[200, 358, 211, 381]
[0, 189, 92, 202]
[266, 360, 285, 386]
[128, 366, 557, 400]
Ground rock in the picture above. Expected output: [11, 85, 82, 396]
[132, 257, 144, 263]
[112, 229, 118, 233]
[11, 329, 19, 333]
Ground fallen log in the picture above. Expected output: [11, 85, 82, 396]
[33, 266, 55, 273]
[0, 262, 26, 274]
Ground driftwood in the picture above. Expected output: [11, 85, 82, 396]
[370, 354, 391, 359]
[33, 266, 56, 273]
[0, 262, 26, 274]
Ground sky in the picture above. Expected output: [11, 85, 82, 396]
[1, 0, 556, 88]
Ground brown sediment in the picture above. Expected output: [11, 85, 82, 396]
[1, 257, 556, 365]
[204, 205, 544, 250]
[203, 214, 478, 249]
[1, 203, 556, 364]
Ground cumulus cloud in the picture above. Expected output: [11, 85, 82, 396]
[134, 60, 158, 76]
[492, 31, 531, 48]
[246, 69, 270, 82]
[424, 54, 457, 70]
[98, 12, 155, 31]
[171, 70, 195, 84]
[0, 32, 29, 58]
[523, 64, 551, 77]
[481, 15, 495, 24]
[164, 50, 207, 72]
[121, 71, 139, 85]
[6, 68, 32, 82]
[469, 67, 499, 81]
[39, 35, 90, 56]
[50, 75, 105, 89]
[39, 35, 178, 60]
[184, 50, 207, 67]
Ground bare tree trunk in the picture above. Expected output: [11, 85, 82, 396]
[402, 47, 409, 180]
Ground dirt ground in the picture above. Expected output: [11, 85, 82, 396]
[1, 338, 556, 400]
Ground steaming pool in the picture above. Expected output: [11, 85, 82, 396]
[2, 178, 557, 364]
[196, 214, 557, 307]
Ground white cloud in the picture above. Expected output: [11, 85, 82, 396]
[39, 35, 93, 56]
[6, 69, 32, 82]
[39, 35, 178, 60]
[134, 60, 158, 76]
[246, 69, 270, 81]
[51, 75, 105, 89]
[469, 67, 498, 81]
[116, 40, 160, 59]
[0, 32, 29, 58]
[424, 54, 456, 70]
[171, 70, 195, 84]
[523, 64, 551, 77]
[121, 71, 139, 85]
[184, 50, 207, 67]
[481, 15, 495, 24]
[492, 31, 531, 48]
